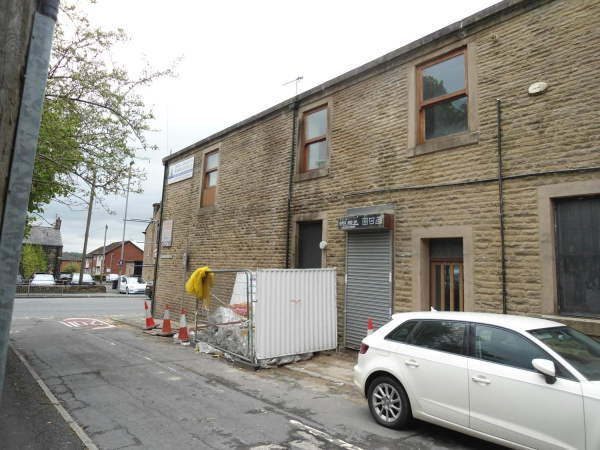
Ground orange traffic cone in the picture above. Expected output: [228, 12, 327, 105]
[367, 318, 374, 336]
[178, 307, 190, 342]
[158, 304, 175, 337]
[143, 301, 158, 330]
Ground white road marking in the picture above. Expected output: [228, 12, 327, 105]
[289, 420, 363, 450]
[58, 318, 115, 330]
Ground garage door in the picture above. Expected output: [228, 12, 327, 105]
[345, 230, 392, 349]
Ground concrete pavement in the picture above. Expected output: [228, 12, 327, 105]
[113, 314, 358, 386]
[0, 344, 85, 449]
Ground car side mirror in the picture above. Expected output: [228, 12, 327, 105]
[532, 358, 556, 385]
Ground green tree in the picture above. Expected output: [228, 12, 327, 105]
[63, 261, 81, 273]
[29, 0, 178, 222]
[20, 245, 48, 278]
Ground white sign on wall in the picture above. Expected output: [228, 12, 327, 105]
[167, 156, 194, 184]
[161, 220, 173, 247]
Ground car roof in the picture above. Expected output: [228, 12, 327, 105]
[390, 311, 565, 333]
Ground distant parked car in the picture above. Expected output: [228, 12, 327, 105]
[70, 273, 96, 285]
[119, 276, 146, 294]
[30, 274, 55, 285]
[145, 280, 154, 299]
[57, 273, 72, 284]
[107, 274, 119, 283]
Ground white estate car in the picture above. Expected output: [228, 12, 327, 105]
[354, 312, 600, 450]
[107, 274, 119, 283]
[119, 276, 147, 294]
[30, 274, 55, 285]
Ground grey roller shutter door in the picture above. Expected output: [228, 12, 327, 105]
[345, 230, 392, 349]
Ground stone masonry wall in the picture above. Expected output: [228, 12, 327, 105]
[155, 0, 600, 339]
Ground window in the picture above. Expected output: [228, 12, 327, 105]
[409, 320, 466, 356]
[474, 325, 548, 372]
[201, 150, 219, 207]
[417, 48, 468, 144]
[386, 320, 419, 342]
[301, 105, 328, 173]
[554, 196, 600, 317]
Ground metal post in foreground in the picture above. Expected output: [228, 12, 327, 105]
[0, 3, 58, 406]
[118, 161, 134, 286]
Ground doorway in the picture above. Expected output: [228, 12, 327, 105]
[297, 221, 323, 269]
[429, 238, 464, 311]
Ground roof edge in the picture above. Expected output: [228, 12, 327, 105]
[164, 0, 541, 163]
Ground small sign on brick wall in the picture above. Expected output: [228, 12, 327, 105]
[161, 220, 173, 247]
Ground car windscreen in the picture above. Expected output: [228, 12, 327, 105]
[127, 277, 145, 284]
[529, 326, 600, 381]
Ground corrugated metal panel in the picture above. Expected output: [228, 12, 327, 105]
[255, 269, 337, 360]
[345, 230, 392, 349]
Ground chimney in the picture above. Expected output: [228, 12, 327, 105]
[54, 217, 62, 229]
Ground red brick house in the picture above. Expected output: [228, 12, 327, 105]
[60, 252, 81, 272]
[85, 241, 143, 277]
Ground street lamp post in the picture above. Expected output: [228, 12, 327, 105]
[118, 161, 134, 288]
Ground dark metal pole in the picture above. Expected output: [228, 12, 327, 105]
[181, 237, 189, 310]
[0, 2, 58, 405]
[285, 99, 298, 269]
[151, 162, 168, 316]
[497, 99, 508, 314]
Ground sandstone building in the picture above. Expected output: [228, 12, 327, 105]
[21, 219, 63, 279]
[153, 0, 600, 345]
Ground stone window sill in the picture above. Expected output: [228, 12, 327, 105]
[198, 205, 217, 214]
[407, 132, 479, 158]
[293, 168, 329, 183]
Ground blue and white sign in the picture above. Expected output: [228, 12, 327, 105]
[167, 156, 194, 185]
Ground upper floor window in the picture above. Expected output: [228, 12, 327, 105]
[201, 150, 219, 207]
[302, 105, 328, 173]
[418, 48, 468, 144]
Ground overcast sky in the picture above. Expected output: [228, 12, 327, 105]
[41, 0, 501, 254]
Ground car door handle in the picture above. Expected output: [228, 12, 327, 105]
[472, 376, 491, 385]
[404, 359, 419, 368]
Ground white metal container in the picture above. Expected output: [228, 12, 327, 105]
[255, 268, 337, 360]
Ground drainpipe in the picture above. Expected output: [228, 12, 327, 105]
[285, 99, 299, 269]
[151, 161, 168, 316]
[497, 99, 508, 314]
[0, 0, 59, 405]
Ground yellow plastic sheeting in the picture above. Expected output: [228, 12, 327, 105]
[185, 267, 215, 308]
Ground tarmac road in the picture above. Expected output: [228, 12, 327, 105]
[6, 297, 502, 449]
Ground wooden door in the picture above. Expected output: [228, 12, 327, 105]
[430, 261, 464, 311]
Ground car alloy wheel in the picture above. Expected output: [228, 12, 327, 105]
[367, 376, 411, 429]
